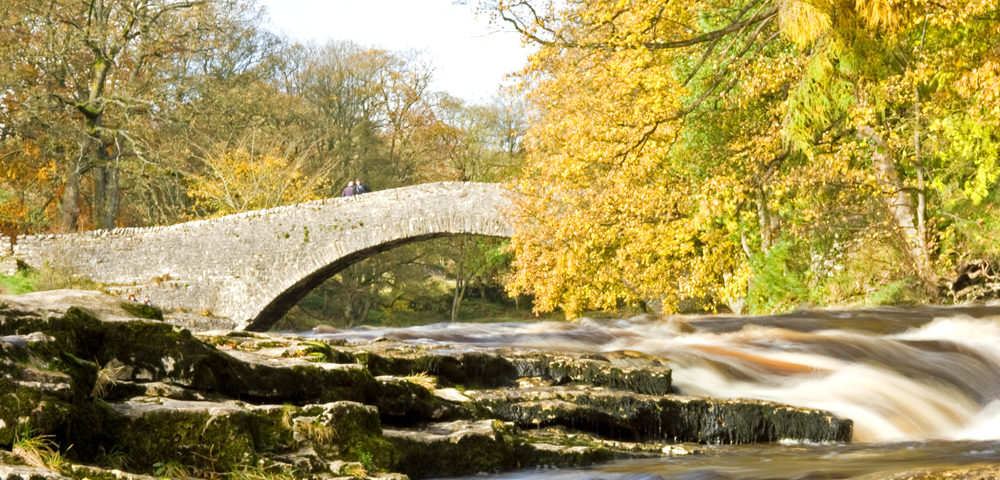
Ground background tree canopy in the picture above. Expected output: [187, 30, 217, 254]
[0, 0, 528, 327]
[486, 0, 1000, 315]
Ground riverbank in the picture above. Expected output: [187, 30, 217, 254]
[2, 290, 997, 480]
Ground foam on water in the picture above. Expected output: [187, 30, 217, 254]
[308, 308, 1000, 442]
[951, 399, 1000, 441]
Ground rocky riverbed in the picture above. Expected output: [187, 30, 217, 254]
[10, 289, 978, 480]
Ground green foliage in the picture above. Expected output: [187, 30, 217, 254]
[784, 49, 856, 153]
[0, 268, 37, 294]
[351, 448, 375, 472]
[345, 436, 395, 472]
[935, 191, 1000, 269]
[95, 446, 131, 470]
[746, 240, 813, 313]
[866, 278, 919, 306]
[0, 261, 99, 295]
[743, 229, 929, 313]
[930, 114, 1000, 206]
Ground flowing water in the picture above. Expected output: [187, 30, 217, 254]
[305, 306, 1000, 478]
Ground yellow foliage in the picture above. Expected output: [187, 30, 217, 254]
[187, 138, 327, 216]
[778, 0, 831, 48]
[852, 0, 906, 31]
[496, 0, 1000, 314]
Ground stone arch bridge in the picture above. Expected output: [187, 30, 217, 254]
[1, 182, 513, 330]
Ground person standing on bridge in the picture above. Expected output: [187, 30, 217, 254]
[342, 181, 355, 197]
[354, 178, 368, 195]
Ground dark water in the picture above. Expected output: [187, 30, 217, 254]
[305, 305, 1000, 478]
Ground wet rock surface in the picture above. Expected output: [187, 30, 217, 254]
[1, 291, 853, 479]
[467, 386, 852, 444]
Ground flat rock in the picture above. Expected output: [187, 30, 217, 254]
[0, 464, 70, 480]
[0, 290, 135, 322]
[468, 386, 852, 444]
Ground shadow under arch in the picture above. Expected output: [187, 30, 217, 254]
[245, 232, 505, 331]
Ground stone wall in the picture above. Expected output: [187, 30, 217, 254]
[5, 182, 514, 330]
[0, 235, 14, 275]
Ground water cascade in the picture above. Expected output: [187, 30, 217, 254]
[310, 306, 1000, 478]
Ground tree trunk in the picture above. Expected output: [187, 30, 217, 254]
[450, 235, 468, 323]
[357, 265, 377, 325]
[322, 289, 331, 320]
[358, 295, 372, 326]
[93, 164, 119, 230]
[914, 86, 927, 247]
[757, 189, 774, 253]
[858, 126, 937, 287]
[60, 162, 83, 232]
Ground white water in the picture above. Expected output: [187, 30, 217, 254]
[309, 307, 1000, 444]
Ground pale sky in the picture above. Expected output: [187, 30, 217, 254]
[256, 0, 532, 102]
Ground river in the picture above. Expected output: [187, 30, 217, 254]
[306, 305, 1000, 479]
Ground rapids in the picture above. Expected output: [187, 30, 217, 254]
[305, 305, 1000, 478]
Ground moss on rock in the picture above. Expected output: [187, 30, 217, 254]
[357, 350, 519, 389]
[384, 420, 518, 478]
[371, 377, 467, 424]
[292, 401, 393, 469]
[118, 302, 164, 321]
[0, 382, 73, 447]
[105, 398, 266, 473]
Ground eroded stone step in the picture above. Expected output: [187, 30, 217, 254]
[207, 335, 674, 396]
[383, 420, 696, 479]
[502, 350, 673, 395]
[467, 386, 852, 444]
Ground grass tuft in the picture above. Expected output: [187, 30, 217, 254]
[153, 460, 192, 479]
[91, 360, 128, 398]
[403, 371, 437, 389]
[227, 465, 297, 480]
[295, 421, 335, 445]
[12, 431, 67, 472]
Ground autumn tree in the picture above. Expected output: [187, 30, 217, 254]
[0, 0, 269, 232]
[184, 131, 333, 215]
[488, 0, 1000, 315]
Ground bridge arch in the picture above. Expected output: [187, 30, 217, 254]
[7, 182, 513, 330]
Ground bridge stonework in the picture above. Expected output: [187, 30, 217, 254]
[1, 182, 513, 330]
